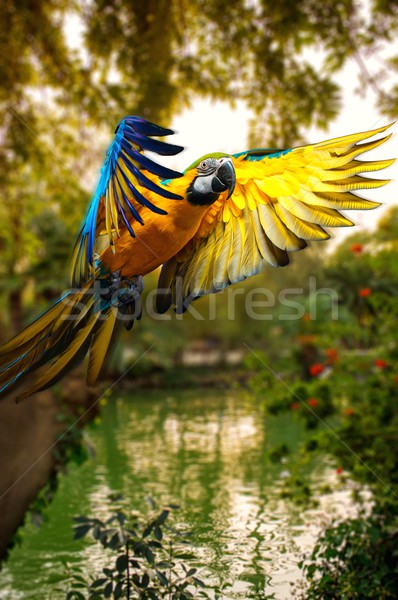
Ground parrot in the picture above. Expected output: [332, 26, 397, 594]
[0, 116, 394, 400]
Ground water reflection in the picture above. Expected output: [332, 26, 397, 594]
[0, 390, 361, 599]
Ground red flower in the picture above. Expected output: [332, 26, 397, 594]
[343, 408, 354, 416]
[336, 466, 344, 474]
[325, 348, 338, 365]
[307, 398, 319, 407]
[394, 375, 398, 384]
[309, 363, 325, 377]
[350, 243, 363, 254]
[375, 359, 388, 369]
[290, 402, 300, 411]
[359, 287, 372, 297]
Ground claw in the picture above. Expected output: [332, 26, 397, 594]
[99, 271, 122, 306]
[98, 273, 143, 330]
[118, 275, 144, 330]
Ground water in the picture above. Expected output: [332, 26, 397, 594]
[0, 389, 360, 599]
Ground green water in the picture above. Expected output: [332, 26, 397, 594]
[0, 389, 355, 599]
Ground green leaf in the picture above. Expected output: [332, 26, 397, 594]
[143, 524, 153, 538]
[143, 545, 154, 565]
[116, 554, 129, 573]
[109, 532, 121, 550]
[104, 581, 113, 598]
[103, 568, 113, 578]
[193, 577, 206, 588]
[155, 570, 168, 586]
[156, 510, 170, 525]
[114, 581, 124, 599]
[130, 559, 141, 569]
[90, 578, 107, 589]
[73, 525, 91, 540]
[156, 561, 173, 569]
[186, 568, 197, 577]
[116, 511, 127, 526]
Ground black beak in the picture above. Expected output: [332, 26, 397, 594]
[211, 160, 236, 199]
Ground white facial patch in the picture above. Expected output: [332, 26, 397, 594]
[193, 173, 214, 195]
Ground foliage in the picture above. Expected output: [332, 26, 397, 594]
[245, 207, 398, 596]
[297, 512, 398, 599]
[56, 496, 211, 599]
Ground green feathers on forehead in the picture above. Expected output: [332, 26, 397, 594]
[185, 152, 231, 172]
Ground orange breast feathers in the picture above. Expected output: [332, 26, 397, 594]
[99, 170, 210, 278]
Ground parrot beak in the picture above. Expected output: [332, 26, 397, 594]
[211, 158, 236, 199]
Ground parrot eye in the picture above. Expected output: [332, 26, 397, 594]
[198, 158, 216, 174]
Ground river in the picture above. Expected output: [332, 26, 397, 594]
[0, 389, 360, 599]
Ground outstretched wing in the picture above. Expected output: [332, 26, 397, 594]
[70, 116, 184, 286]
[156, 123, 394, 313]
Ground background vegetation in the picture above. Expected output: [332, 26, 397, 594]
[244, 211, 398, 597]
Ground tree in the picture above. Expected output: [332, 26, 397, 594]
[81, 0, 398, 143]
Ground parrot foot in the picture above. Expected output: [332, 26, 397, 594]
[99, 270, 123, 302]
[118, 275, 144, 331]
[99, 273, 143, 331]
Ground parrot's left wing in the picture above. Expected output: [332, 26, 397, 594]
[156, 123, 394, 313]
[70, 116, 184, 286]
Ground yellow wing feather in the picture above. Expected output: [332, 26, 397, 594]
[18, 309, 101, 399]
[156, 123, 394, 312]
[87, 308, 118, 386]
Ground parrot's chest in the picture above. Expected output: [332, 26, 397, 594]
[99, 197, 206, 277]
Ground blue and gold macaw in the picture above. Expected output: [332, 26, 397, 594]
[0, 116, 394, 399]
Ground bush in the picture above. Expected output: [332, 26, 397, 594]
[297, 511, 398, 599]
[55, 496, 212, 600]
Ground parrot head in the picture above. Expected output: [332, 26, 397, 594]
[186, 154, 236, 206]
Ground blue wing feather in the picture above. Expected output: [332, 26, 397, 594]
[123, 116, 174, 137]
[114, 167, 144, 225]
[127, 161, 183, 200]
[119, 139, 182, 179]
[116, 161, 168, 215]
[71, 116, 184, 285]
[124, 127, 184, 155]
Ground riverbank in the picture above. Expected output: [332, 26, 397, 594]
[0, 369, 100, 560]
